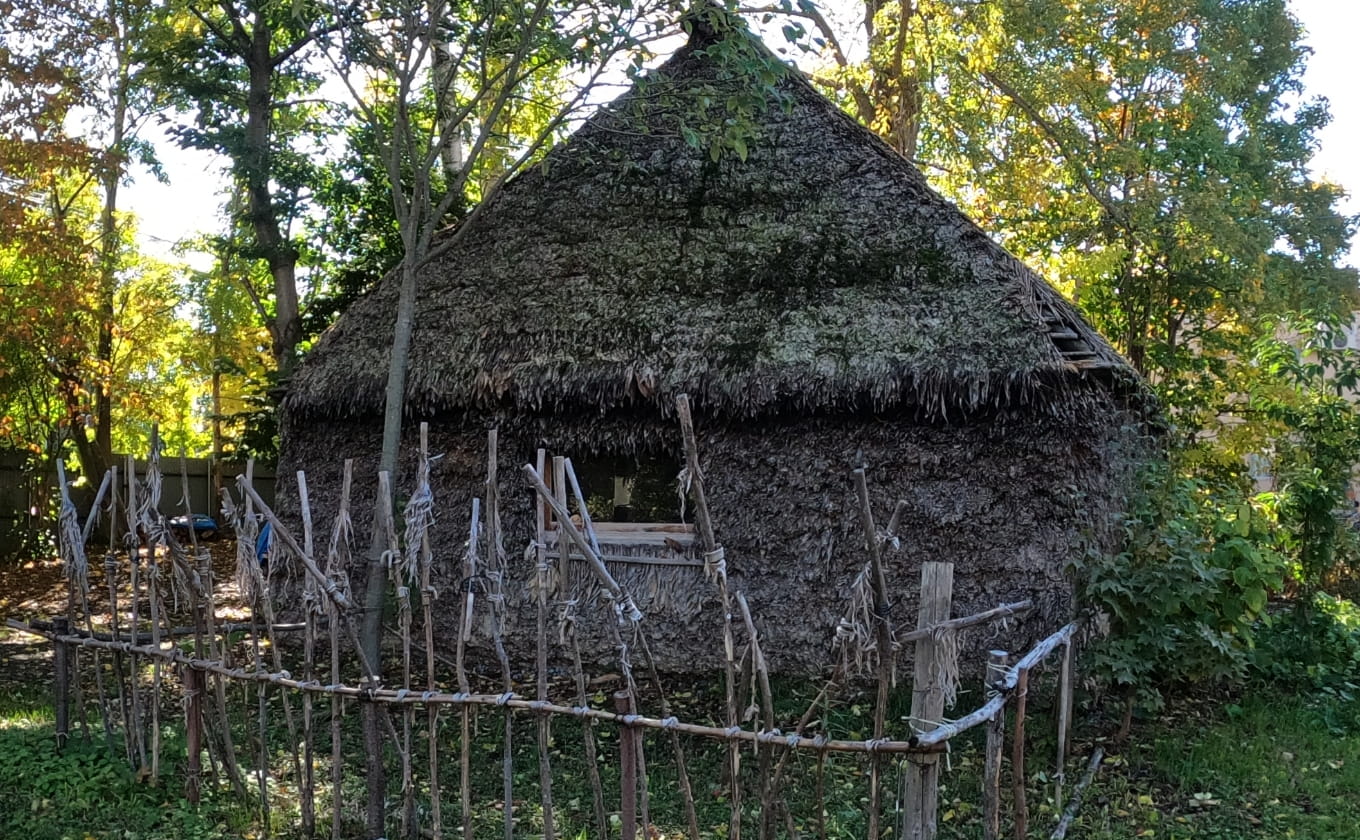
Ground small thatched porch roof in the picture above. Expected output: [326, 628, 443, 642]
[286, 13, 1137, 425]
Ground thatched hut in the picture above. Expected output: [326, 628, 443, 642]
[279, 15, 1151, 673]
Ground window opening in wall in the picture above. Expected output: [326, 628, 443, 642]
[565, 453, 684, 523]
[540, 451, 697, 562]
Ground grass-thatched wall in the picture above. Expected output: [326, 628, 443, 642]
[275, 401, 1146, 674]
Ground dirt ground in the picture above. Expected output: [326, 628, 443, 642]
[0, 540, 243, 698]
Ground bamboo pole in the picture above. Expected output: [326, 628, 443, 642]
[185, 665, 204, 804]
[144, 435, 169, 786]
[52, 615, 71, 750]
[176, 449, 221, 794]
[913, 623, 1079, 748]
[80, 467, 112, 543]
[615, 690, 638, 840]
[736, 593, 777, 840]
[675, 393, 743, 840]
[61, 462, 116, 751]
[196, 525, 246, 798]
[1011, 668, 1030, 840]
[852, 468, 897, 840]
[635, 630, 702, 840]
[147, 529, 164, 785]
[558, 453, 607, 835]
[197, 515, 247, 798]
[231, 480, 395, 722]
[982, 651, 1009, 840]
[547, 459, 655, 838]
[815, 750, 828, 840]
[568, 610, 610, 839]
[904, 561, 953, 840]
[54, 460, 87, 744]
[105, 463, 135, 767]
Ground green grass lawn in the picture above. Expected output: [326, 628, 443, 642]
[1061, 690, 1360, 840]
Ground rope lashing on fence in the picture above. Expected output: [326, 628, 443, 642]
[702, 547, 726, 583]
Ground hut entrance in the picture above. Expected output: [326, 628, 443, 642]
[539, 451, 701, 577]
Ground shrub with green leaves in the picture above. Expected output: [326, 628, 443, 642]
[1073, 460, 1286, 710]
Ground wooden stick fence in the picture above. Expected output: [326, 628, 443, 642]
[15, 398, 1096, 840]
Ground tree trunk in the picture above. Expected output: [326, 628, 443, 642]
[243, 10, 302, 382]
[92, 0, 131, 479]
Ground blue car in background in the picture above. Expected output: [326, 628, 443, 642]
[169, 513, 220, 541]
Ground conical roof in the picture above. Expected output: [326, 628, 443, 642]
[286, 15, 1136, 424]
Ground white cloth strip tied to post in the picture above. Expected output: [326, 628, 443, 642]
[931, 624, 962, 709]
[400, 453, 436, 584]
[56, 460, 90, 593]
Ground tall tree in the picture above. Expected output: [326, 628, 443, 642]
[3, 0, 164, 477]
[146, 0, 351, 382]
[799, 0, 1355, 384]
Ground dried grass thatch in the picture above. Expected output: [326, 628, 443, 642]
[285, 15, 1143, 427]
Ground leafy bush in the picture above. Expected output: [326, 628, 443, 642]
[1249, 593, 1360, 694]
[1073, 460, 1286, 709]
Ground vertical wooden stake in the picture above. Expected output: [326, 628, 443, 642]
[417, 428, 442, 840]
[676, 394, 742, 840]
[852, 468, 897, 840]
[982, 651, 1009, 840]
[615, 690, 638, 840]
[298, 470, 318, 839]
[1011, 668, 1030, 840]
[537, 451, 558, 840]
[1056, 639, 1074, 812]
[455, 497, 480, 840]
[126, 455, 148, 771]
[329, 460, 354, 840]
[904, 560, 954, 840]
[52, 616, 70, 751]
[185, 665, 204, 805]
[569, 618, 609, 839]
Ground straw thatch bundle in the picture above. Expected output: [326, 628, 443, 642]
[278, 12, 1154, 673]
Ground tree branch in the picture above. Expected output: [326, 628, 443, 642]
[980, 68, 1127, 226]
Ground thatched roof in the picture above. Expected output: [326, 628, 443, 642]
[287, 13, 1139, 425]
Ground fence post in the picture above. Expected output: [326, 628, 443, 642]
[903, 561, 953, 840]
[1011, 667, 1030, 840]
[982, 650, 1009, 840]
[185, 665, 203, 805]
[1055, 639, 1074, 811]
[614, 690, 637, 840]
[52, 616, 70, 751]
